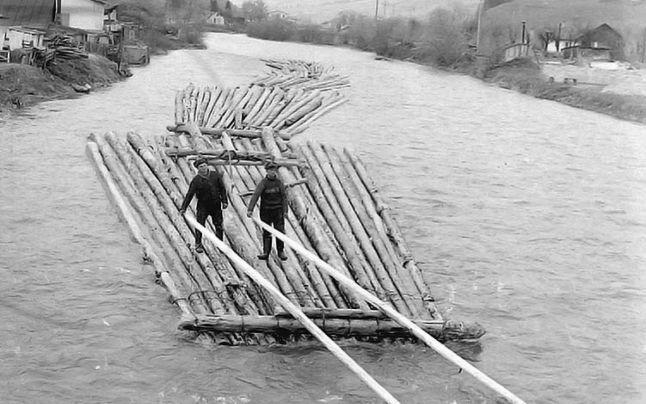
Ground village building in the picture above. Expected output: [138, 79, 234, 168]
[206, 12, 225, 26]
[574, 23, 625, 60]
[546, 38, 578, 54]
[267, 10, 289, 19]
[0, 0, 55, 46]
[7, 26, 48, 50]
[56, 0, 108, 32]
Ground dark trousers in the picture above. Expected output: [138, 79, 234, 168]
[195, 208, 223, 246]
[260, 207, 284, 253]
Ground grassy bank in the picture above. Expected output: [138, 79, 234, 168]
[0, 54, 121, 113]
[485, 59, 646, 123]
[245, 13, 646, 125]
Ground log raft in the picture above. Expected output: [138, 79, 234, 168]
[86, 59, 484, 345]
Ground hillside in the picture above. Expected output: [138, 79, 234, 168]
[262, 0, 645, 36]
[262, 0, 479, 23]
[483, 0, 646, 34]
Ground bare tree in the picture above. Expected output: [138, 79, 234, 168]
[242, 0, 267, 22]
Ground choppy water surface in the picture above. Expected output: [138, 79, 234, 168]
[1, 33, 645, 403]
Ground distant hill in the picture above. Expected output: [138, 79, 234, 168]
[261, 0, 480, 23]
[483, 0, 646, 36]
[478, 0, 646, 59]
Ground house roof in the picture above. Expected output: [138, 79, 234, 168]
[0, 0, 55, 29]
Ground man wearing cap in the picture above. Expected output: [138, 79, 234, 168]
[180, 157, 228, 253]
[246, 161, 288, 261]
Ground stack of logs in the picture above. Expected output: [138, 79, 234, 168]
[87, 127, 485, 344]
[174, 60, 348, 137]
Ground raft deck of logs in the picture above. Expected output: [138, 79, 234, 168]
[87, 60, 485, 345]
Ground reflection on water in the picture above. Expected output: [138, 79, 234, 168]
[1, 33, 645, 403]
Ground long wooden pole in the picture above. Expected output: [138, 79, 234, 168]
[87, 140, 195, 318]
[184, 214, 400, 404]
[252, 218, 526, 404]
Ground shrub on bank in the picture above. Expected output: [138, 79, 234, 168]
[486, 59, 646, 123]
[247, 18, 297, 42]
[117, 0, 207, 54]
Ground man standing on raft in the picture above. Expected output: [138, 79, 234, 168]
[180, 157, 228, 253]
[246, 161, 288, 261]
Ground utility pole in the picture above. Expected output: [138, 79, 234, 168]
[476, 0, 483, 54]
[375, 0, 379, 20]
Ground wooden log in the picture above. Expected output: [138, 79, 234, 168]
[179, 314, 481, 341]
[295, 144, 384, 302]
[203, 87, 228, 127]
[261, 98, 288, 128]
[182, 85, 194, 122]
[195, 87, 211, 126]
[331, 147, 424, 307]
[242, 87, 272, 126]
[200, 86, 219, 127]
[180, 134, 277, 316]
[261, 128, 366, 310]
[219, 137, 321, 308]
[107, 133, 232, 314]
[220, 86, 252, 128]
[322, 144, 425, 319]
[195, 136, 303, 307]
[271, 89, 319, 129]
[252, 88, 284, 127]
[184, 215, 400, 404]
[205, 87, 236, 128]
[242, 85, 264, 119]
[286, 95, 348, 135]
[86, 138, 196, 318]
[174, 90, 183, 124]
[274, 308, 387, 319]
[307, 142, 416, 317]
[284, 97, 323, 126]
[97, 135, 205, 307]
[202, 158, 303, 167]
[238, 178, 307, 196]
[165, 148, 273, 159]
[254, 218, 524, 404]
[238, 138, 343, 309]
[345, 151, 442, 321]
[127, 133, 268, 316]
[188, 86, 199, 123]
[167, 125, 290, 141]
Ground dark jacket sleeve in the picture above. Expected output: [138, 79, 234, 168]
[247, 178, 266, 212]
[218, 172, 228, 206]
[180, 178, 197, 211]
[280, 180, 288, 214]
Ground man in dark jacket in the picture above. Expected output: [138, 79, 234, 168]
[246, 161, 288, 261]
[180, 157, 228, 253]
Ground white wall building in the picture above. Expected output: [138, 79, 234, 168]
[57, 0, 106, 31]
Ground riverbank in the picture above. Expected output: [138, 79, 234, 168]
[244, 18, 646, 125]
[0, 55, 121, 115]
[0, 38, 203, 117]
[481, 59, 646, 124]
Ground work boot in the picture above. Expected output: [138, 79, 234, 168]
[277, 250, 287, 261]
[195, 244, 204, 253]
[257, 236, 271, 260]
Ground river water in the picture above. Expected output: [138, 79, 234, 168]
[1, 33, 645, 403]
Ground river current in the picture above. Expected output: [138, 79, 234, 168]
[1, 33, 645, 403]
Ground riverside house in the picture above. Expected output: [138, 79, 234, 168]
[56, 0, 108, 32]
[0, 0, 54, 46]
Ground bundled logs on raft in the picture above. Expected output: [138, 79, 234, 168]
[87, 59, 483, 345]
[86, 127, 485, 344]
[174, 60, 349, 137]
